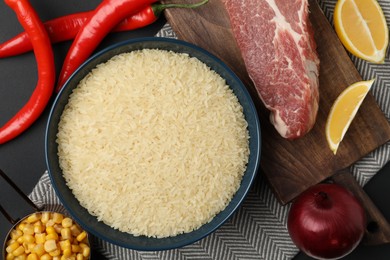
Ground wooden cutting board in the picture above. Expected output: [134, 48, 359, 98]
[164, 0, 390, 205]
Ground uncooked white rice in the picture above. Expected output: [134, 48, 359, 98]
[57, 49, 249, 238]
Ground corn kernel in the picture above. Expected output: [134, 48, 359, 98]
[33, 221, 45, 234]
[10, 229, 23, 240]
[49, 248, 61, 257]
[7, 239, 16, 246]
[32, 244, 45, 256]
[81, 246, 90, 257]
[62, 218, 73, 228]
[76, 254, 84, 260]
[41, 212, 50, 223]
[76, 231, 87, 242]
[61, 256, 76, 260]
[11, 245, 25, 256]
[17, 222, 26, 232]
[63, 248, 72, 257]
[45, 226, 56, 235]
[53, 257, 61, 260]
[69, 225, 81, 237]
[19, 254, 28, 260]
[60, 228, 72, 240]
[25, 242, 36, 253]
[44, 239, 57, 252]
[35, 233, 46, 244]
[53, 224, 62, 234]
[6, 253, 15, 260]
[23, 224, 34, 235]
[6, 241, 20, 253]
[59, 240, 71, 251]
[27, 213, 41, 223]
[26, 254, 39, 260]
[46, 232, 59, 241]
[17, 236, 24, 244]
[22, 234, 35, 244]
[46, 219, 56, 227]
[52, 213, 64, 224]
[71, 244, 81, 253]
[40, 254, 52, 260]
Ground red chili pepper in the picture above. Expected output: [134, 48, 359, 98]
[55, 0, 159, 92]
[0, 1, 212, 58]
[0, 0, 55, 144]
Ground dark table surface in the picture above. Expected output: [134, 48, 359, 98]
[1, 1, 390, 259]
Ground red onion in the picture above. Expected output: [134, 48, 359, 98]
[287, 183, 366, 259]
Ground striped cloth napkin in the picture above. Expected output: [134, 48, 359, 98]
[30, 0, 390, 259]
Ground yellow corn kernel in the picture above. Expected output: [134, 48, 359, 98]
[78, 243, 88, 249]
[23, 224, 34, 236]
[44, 239, 57, 252]
[53, 224, 62, 234]
[71, 244, 81, 253]
[10, 229, 23, 240]
[41, 212, 50, 224]
[35, 233, 46, 244]
[45, 226, 56, 235]
[69, 225, 81, 237]
[53, 257, 61, 260]
[17, 222, 26, 232]
[46, 232, 59, 241]
[6, 241, 20, 253]
[7, 239, 16, 246]
[24, 242, 36, 254]
[63, 248, 72, 257]
[49, 248, 61, 257]
[17, 236, 24, 244]
[76, 254, 84, 260]
[61, 256, 76, 260]
[22, 234, 35, 244]
[27, 213, 41, 224]
[59, 240, 71, 251]
[11, 245, 25, 256]
[62, 218, 73, 228]
[40, 254, 52, 260]
[33, 221, 45, 234]
[26, 254, 39, 260]
[32, 244, 45, 256]
[76, 231, 87, 242]
[15, 254, 27, 260]
[52, 213, 64, 224]
[60, 228, 72, 240]
[45, 219, 56, 227]
[81, 246, 90, 258]
[6, 253, 15, 260]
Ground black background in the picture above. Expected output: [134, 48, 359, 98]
[0, 1, 389, 259]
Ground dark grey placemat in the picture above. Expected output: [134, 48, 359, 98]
[30, 0, 390, 258]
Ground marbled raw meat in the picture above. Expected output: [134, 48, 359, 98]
[222, 0, 320, 139]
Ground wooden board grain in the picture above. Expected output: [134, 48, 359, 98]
[163, 0, 390, 204]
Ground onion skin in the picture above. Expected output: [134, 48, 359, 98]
[287, 183, 366, 259]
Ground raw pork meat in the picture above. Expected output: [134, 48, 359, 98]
[222, 0, 320, 139]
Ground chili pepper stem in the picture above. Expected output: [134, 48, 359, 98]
[152, 0, 209, 16]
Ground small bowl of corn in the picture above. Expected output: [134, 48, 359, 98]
[3, 211, 90, 260]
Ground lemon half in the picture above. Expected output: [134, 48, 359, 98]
[334, 0, 389, 63]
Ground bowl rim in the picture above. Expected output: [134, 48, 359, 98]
[45, 37, 261, 251]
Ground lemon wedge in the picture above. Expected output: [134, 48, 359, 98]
[334, 0, 389, 63]
[326, 79, 375, 154]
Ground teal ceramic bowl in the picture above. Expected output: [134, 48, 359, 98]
[45, 37, 261, 250]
